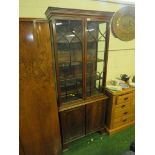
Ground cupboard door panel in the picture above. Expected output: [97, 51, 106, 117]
[86, 100, 106, 134]
[60, 106, 85, 143]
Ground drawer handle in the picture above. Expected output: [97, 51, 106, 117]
[124, 97, 128, 100]
[121, 105, 126, 108]
[123, 112, 128, 115]
[122, 119, 127, 122]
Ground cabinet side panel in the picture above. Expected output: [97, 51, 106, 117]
[105, 95, 116, 128]
[19, 19, 61, 155]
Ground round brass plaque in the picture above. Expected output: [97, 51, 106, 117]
[111, 6, 135, 41]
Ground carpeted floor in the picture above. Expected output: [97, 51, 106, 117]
[62, 126, 135, 155]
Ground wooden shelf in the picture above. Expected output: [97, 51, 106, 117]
[60, 74, 82, 80]
[59, 61, 82, 66]
[57, 40, 82, 43]
[58, 58, 104, 65]
[59, 72, 102, 81]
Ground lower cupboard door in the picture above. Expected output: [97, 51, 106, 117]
[86, 100, 106, 134]
[59, 106, 85, 144]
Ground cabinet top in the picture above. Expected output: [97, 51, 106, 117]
[105, 87, 135, 96]
[45, 7, 114, 20]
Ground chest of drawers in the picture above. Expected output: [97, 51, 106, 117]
[105, 87, 135, 134]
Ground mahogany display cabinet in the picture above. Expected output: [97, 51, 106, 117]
[45, 7, 114, 148]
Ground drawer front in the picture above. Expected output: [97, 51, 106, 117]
[114, 107, 131, 118]
[115, 101, 131, 109]
[113, 114, 134, 128]
[116, 93, 132, 105]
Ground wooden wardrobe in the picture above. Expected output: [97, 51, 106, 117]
[19, 19, 62, 155]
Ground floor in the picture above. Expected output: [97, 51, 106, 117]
[62, 126, 135, 155]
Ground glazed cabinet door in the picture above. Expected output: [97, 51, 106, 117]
[51, 17, 84, 105]
[86, 99, 106, 134]
[85, 19, 109, 97]
[60, 106, 85, 144]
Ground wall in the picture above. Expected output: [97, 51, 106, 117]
[108, 33, 135, 81]
[19, 0, 135, 82]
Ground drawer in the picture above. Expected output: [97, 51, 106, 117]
[116, 93, 132, 105]
[113, 114, 134, 128]
[115, 101, 131, 109]
[114, 107, 131, 118]
[113, 103, 135, 119]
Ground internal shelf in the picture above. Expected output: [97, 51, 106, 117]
[59, 72, 102, 81]
[59, 61, 82, 66]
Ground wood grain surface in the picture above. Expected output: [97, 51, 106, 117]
[19, 19, 62, 155]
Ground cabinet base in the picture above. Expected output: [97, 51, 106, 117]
[62, 143, 69, 152]
[105, 121, 135, 135]
[62, 128, 106, 151]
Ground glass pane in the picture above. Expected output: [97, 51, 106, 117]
[86, 21, 107, 97]
[55, 19, 83, 103]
